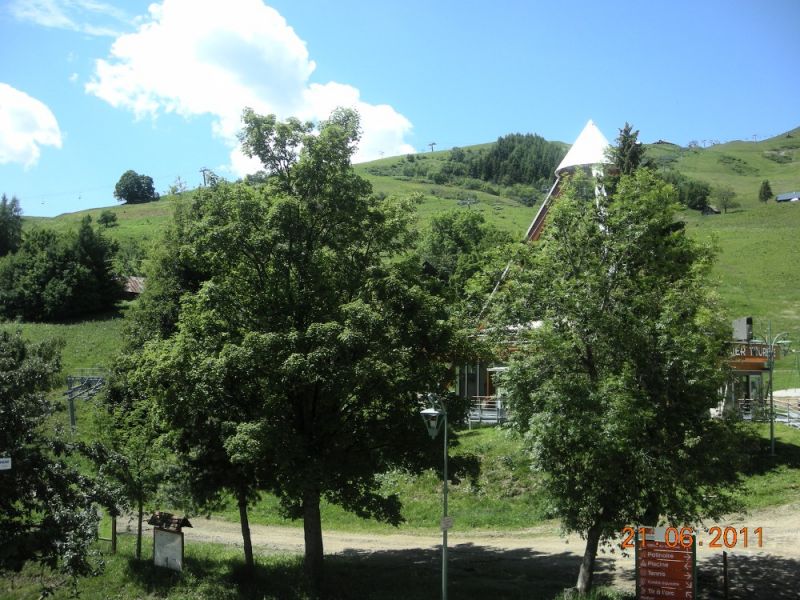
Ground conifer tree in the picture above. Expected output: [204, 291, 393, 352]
[759, 179, 773, 203]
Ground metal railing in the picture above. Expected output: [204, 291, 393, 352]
[468, 395, 507, 426]
[65, 369, 108, 430]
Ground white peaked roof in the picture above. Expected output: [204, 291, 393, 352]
[555, 119, 611, 174]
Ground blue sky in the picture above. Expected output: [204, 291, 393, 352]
[1, 0, 798, 217]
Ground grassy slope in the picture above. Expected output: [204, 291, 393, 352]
[660, 129, 800, 388]
[22, 193, 189, 247]
[352, 145, 543, 238]
[12, 129, 800, 385]
[0, 309, 128, 375]
[8, 127, 800, 522]
[217, 426, 549, 533]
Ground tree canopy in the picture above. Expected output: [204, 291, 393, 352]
[418, 209, 514, 315]
[0, 331, 105, 593]
[97, 209, 118, 228]
[608, 122, 648, 175]
[495, 170, 744, 594]
[0, 194, 23, 257]
[602, 123, 650, 197]
[467, 133, 565, 187]
[659, 170, 711, 211]
[0, 217, 121, 321]
[712, 184, 740, 214]
[124, 108, 459, 590]
[114, 170, 158, 204]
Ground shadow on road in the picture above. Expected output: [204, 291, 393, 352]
[121, 542, 629, 599]
[117, 539, 800, 599]
[325, 543, 626, 599]
[698, 552, 800, 600]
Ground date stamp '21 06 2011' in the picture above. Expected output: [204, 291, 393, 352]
[621, 525, 764, 550]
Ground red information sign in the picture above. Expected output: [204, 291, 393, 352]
[635, 528, 696, 600]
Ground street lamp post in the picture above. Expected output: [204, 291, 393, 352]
[765, 322, 790, 457]
[420, 398, 448, 600]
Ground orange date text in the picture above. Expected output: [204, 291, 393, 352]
[620, 526, 764, 550]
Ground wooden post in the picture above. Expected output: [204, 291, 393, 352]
[723, 550, 729, 599]
[68, 394, 76, 430]
[111, 516, 117, 554]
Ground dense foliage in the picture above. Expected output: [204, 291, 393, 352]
[467, 133, 565, 187]
[497, 169, 744, 594]
[366, 134, 565, 205]
[114, 170, 158, 204]
[602, 122, 650, 196]
[0, 331, 104, 593]
[418, 209, 514, 316]
[97, 209, 118, 227]
[659, 170, 711, 211]
[0, 217, 121, 321]
[86, 391, 166, 559]
[123, 108, 461, 590]
[0, 194, 23, 257]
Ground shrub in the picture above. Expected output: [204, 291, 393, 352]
[0, 217, 122, 321]
[97, 210, 118, 228]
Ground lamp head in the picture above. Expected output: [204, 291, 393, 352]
[420, 407, 444, 439]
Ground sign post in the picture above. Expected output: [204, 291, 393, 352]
[635, 527, 696, 600]
[147, 512, 192, 573]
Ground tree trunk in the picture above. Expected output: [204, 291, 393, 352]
[238, 491, 254, 570]
[303, 489, 324, 596]
[136, 498, 143, 559]
[576, 523, 602, 595]
[642, 498, 660, 528]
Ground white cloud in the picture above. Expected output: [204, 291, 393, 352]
[0, 83, 63, 168]
[9, 0, 129, 37]
[85, 0, 414, 175]
[69, 72, 79, 83]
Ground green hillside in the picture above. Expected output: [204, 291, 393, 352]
[656, 129, 800, 349]
[648, 127, 800, 205]
[14, 127, 800, 382]
[5, 129, 800, 600]
[22, 193, 187, 246]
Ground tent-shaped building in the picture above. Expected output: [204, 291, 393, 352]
[461, 120, 612, 426]
[524, 119, 611, 242]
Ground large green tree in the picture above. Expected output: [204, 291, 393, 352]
[713, 184, 740, 214]
[496, 170, 744, 595]
[114, 170, 158, 204]
[0, 194, 23, 257]
[127, 108, 456, 591]
[609, 122, 647, 175]
[659, 170, 711, 211]
[0, 331, 106, 594]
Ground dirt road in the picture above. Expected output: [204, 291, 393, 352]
[122, 502, 800, 597]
